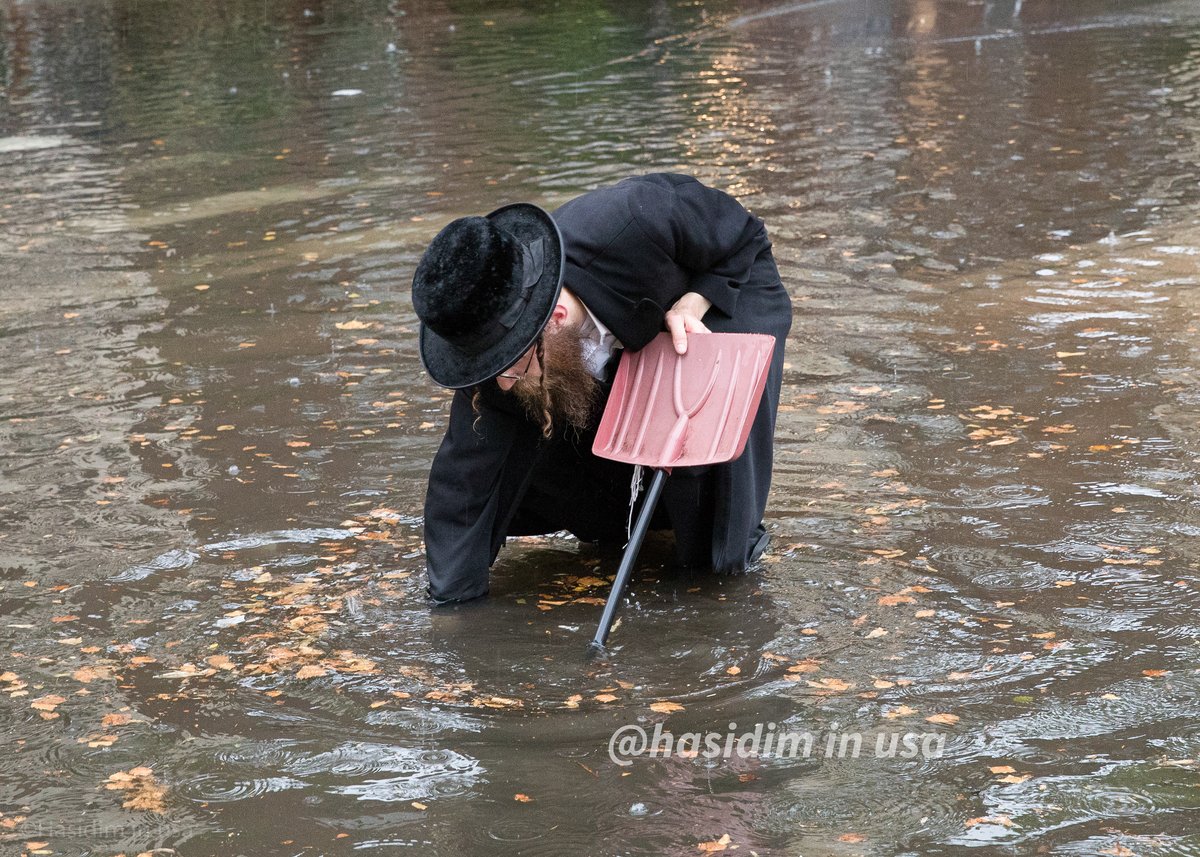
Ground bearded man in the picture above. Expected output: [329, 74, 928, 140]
[411, 173, 792, 605]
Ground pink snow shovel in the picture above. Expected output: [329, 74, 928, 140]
[586, 331, 777, 654]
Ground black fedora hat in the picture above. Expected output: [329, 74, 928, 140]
[413, 202, 564, 389]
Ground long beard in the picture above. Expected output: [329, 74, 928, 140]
[511, 323, 601, 436]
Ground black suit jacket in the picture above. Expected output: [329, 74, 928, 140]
[554, 173, 769, 350]
[421, 173, 790, 604]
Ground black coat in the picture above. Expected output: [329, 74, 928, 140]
[421, 174, 792, 604]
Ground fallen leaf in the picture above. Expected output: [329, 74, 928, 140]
[82, 733, 119, 748]
[31, 694, 66, 712]
[998, 774, 1031, 784]
[105, 767, 168, 813]
[786, 659, 821, 674]
[806, 677, 853, 692]
[697, 833, 732, 852]
[73, 666, 112, 683]
[964, 815, 1013, 828]
[926, 713, 960, 725]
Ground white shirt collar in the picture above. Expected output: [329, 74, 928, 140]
[576, 302, 620, 380]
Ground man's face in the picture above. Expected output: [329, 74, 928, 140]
[500, 321, 600, 435]
[494, 341, 541, 392]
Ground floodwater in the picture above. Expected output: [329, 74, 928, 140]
[2, 0, 1199, 854]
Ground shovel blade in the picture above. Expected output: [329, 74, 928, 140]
[593, 332, 775, 468]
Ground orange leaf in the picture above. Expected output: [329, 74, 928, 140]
[697, 833, 732, 852]
[650, 701, 684, 714]
[786, 659, 821, 673]
[31, 694, 66, 712]
[806, 677, 853, 692]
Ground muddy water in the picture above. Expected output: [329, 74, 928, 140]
[2, 0, 1200, 854]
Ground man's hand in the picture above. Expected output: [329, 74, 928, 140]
[665, 291, 712, 355]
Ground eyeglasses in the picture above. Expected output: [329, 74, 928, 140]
[496, 337, 540, 382]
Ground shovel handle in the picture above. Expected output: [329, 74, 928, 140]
[589, 468, 669, 650]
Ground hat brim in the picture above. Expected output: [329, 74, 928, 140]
[418, 202, 564, 389]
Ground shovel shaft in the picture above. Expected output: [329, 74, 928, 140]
[590, 468, 669, 649]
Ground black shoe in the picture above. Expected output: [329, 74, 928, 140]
[747, 527, 770, 566]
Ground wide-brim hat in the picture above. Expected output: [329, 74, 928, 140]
[413, 202, 564, 389]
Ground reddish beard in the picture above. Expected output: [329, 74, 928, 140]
[510, 322, 601, 437]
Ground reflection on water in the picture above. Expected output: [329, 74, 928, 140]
[2, 0, 1200, 853]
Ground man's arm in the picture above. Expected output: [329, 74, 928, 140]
[632, 174, 768, 321]
[422, 387, 522, 604]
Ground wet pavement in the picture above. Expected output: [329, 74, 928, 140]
[1, 0, 1199, 854]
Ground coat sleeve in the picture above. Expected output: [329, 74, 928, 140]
[423, 387, 523, 605]
[631, 174, 768, 319]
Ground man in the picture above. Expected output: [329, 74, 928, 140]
[411, 173, 791, 605]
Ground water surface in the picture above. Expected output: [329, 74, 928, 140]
[2, 0, 1199, 854]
